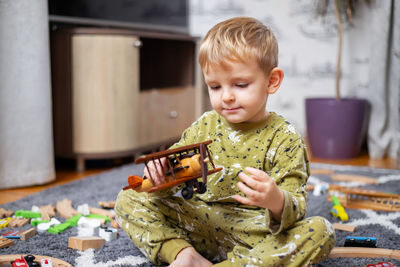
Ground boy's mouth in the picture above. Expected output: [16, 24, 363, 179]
[223, 107, 241, 111]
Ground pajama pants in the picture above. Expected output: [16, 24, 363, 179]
[115, 189, 335, 266]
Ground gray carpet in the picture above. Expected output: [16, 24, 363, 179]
[1, 163, 400, 267]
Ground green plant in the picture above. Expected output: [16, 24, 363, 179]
[316, 0, 370, 100]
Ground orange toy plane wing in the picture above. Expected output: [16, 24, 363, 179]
[147, 168, 222, 193]
[123, 175, 144, 191]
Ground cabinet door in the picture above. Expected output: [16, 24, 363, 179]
[72, 34, 140, 153]
[138, 86, 196, 146]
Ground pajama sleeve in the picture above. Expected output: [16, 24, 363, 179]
[264, 137, 310, 234]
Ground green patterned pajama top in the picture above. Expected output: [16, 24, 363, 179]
[115, 111, 336, 266]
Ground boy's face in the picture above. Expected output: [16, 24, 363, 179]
[204, 58, 270, 124]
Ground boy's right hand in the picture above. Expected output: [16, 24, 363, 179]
[144, 157, 168, 186]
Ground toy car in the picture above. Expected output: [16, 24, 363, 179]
[11, 255, 40, 267]
[344, 236, 377, 248]
[330, 205, 349, 221]
[330, 195, 349, 221]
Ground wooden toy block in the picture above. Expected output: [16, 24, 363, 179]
[333, 223, 356, 232]
[40, 204, 56, 221]
[311, 169, 334, 175]
[20, 228, 36, 241]
[8, 218, 29, 227]
[98, 201, 116, 209]
[89, 207, 115, 220]
[331, 174, 379, 184]
[68, 236, 105, 251]
[56, 199, 79, 219]
[110, 219, 120, 229]
[0, 236, 14, 248]
[305, 184, 315, 191]
[0, 208, 14, 218]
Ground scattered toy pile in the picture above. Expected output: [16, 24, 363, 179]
[0, 199, 119, 266]
[309, 169, 400, 264]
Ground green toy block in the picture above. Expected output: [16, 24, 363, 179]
[48, 214, 82, 234]
[48, 222, 71, 234]
[31, 219, 50, 226]
[15, 210, 41, 219]
[66, 214, 82, 226]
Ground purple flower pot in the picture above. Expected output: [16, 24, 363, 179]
[305, 98, 368, 159]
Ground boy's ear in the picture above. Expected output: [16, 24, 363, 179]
[266, 67, 284, 94]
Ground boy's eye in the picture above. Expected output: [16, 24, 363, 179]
[236, 83, 248, 88]
[209, 85, 221, 90]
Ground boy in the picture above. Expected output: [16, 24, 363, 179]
[115, 17, 335, 266]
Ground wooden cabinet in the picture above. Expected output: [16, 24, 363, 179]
[137, 87, 196, 145]
[51, 28, 201, 171]
[72, 34, 140, 154]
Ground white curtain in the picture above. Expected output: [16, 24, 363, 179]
[366, 0, 400, 161]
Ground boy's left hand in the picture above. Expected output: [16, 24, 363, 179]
[234, 167, 284, 219]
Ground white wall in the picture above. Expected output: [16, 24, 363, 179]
[189, 0, 373, 134]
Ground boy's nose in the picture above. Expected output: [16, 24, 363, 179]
[222, 89, 235, 102]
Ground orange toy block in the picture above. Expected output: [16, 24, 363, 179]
[68, 236, 105, 251]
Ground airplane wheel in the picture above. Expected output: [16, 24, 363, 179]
[197, 182, 207, 194]
[181, 186, 194, 199]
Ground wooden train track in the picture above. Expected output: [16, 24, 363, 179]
[329, 247, 400, 260]
[328, 185, 400, 212]
[0, 254, 72, 267]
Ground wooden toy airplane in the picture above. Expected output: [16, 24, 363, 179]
[123, 140, 222, 199]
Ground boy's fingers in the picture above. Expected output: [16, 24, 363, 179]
[237, 181, 259, 198]
[153, 165, 166, 185]
[238, 172, 260, 189]
[245, 167, 268, 178]
[244, 167, 271, 181]
[145, 160, 166, 185]
[234, 194, 253, 205]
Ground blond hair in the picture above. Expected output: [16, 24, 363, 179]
[199, 17, 278, 74]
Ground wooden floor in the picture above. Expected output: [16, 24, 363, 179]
[0, 151, 398, 205]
